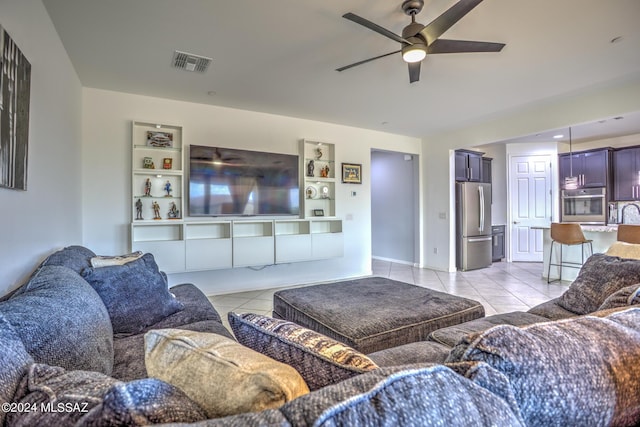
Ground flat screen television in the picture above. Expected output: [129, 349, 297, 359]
[189, 145, 299, 216]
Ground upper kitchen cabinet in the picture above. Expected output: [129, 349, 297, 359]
[613, 145, 640, 201]
[455, 149, 484, 182]
[559, 148, 611, 189]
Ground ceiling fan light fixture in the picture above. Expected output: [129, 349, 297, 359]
[402, 43, 426, 63]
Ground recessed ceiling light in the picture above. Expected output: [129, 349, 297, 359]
[553, 134, 564, 139]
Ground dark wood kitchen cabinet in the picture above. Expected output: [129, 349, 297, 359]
[455, 150, 483, 182]
[613, 146, 640, 201]
[559, 148, 611, 189]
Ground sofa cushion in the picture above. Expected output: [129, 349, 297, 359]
[558, 253, 640, 314]
[279, 364, 524, 427]
[8, 363, 206, 426]
[368, 341, 451, 366]
[598, 283, 640, 310]
[39, 245, 95, 274]
[428, 311, 549, 348]
[0, 313, 34, 427]
[448, 308, 640, 426]
[526, 297, 578, 320]
[229, 312, 378, 391]
[144, 328, 309, 418]
[82, 253, 183, 336]
[0, 265, 114, 375]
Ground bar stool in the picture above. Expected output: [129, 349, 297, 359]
[547, 223, 593, 283]
[617, 224, 640, 244]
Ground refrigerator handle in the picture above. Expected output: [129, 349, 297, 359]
[479, 185, 484, 233]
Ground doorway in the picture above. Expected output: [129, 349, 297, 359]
[371, 150, 419, 265]
[509, 154, 552, 262]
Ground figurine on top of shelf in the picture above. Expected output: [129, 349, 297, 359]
[320, 165, 329, 178]
[168, 202, 180, 219]
[135, 199, 144, 220]
[315, 147, 323, 160]
[306, 160, 315, 177]
[164, 180, 172, 197]
[144, 178, 152, 197]
[152, 201, 161, 220]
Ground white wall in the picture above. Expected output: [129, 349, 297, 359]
[0, 0, 83, 296]
[422, 74, 640, 272]
[81, 88, 421, 295]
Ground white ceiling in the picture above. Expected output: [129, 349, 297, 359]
[42, 0, 640, 141]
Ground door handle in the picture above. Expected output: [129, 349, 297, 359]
[513, 221, 520, 224]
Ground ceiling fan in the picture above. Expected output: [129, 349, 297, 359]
[336, 0, 505, 83]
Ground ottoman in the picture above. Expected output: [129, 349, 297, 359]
[272, 277, 485, 354]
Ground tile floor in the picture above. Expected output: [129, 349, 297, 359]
[207, 259, 569, 332]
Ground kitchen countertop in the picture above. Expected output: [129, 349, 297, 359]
[532, 224, 620, 232]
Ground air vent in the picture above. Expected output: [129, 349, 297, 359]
[172, 51, 212, 73]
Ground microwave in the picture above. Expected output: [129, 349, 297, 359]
[560, 188, 607, 224]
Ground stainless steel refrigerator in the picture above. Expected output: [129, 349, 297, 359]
[456, 182, 492, 271]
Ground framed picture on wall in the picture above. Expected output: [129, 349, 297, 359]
[341, 163, 362, 184]
[0, 25, 31, 191]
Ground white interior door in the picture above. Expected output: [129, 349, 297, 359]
[510, 155, 552, 262]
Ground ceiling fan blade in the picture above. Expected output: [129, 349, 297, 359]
[343, 12, 411, 44]
[408, 61, 421, 83]
[420, 0, 484, 45]
[427, 39, 505, 54]
[336, 50, 401, 72]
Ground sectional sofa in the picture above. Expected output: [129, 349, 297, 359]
[0, 245, 639, 426]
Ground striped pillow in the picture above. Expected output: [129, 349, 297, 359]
[229, 313, 378, 390]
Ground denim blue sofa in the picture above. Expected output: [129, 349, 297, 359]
[1, 246, 639, 426]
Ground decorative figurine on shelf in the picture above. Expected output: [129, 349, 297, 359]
[152, 201, 161, 220]
[168, 202, 180, 219]
[144, 178, 152, 197]
[164, 180, 172, 197]
[135, 198, 143, 220]
[321, 186, 329, 199]
[143, 157, 155, 169]
[306, 187, 313, 199]
[320, 165, 330, 178]
[306, 160, 315, 177]
[315, 147, 323, 160]
[163, 158, 173, 170]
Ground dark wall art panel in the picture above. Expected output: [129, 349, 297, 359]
[0, 25, 31, 190]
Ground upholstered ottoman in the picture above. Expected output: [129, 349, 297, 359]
[272, 277, 485, 354]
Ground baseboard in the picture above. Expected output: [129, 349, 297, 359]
[372, 255, 417, 266]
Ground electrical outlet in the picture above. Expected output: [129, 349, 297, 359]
[433, 247, 438, 254]
[438, 212, 446, 220]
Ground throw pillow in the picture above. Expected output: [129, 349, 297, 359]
[228, 312, 378, 391]
[144, 328, 309, 418]
[448, 308, 640, 426]
[606, 241, 640, 259]
[598, 283, 640, 311]
[0, 265, 114, 375]
[0, 313, 34, 427]
[82, 253, 183, 335]
[279, 364, 524, 427]
[90, 251, 143, 268]
[38, 245, 96, 274]
[8, 363, 206, 426]
[557, 253, 640, 314]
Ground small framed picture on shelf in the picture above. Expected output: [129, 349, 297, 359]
[146, 131, 173, 148]
[163, 158, 173, 169]
[142, 157, 154, 169]
[313, 209, 325, 217]
[342, 163, 362, 184]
